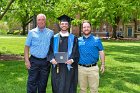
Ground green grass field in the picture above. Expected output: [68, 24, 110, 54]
[0, 37, 140, 93]
[0, 37, 26, 55]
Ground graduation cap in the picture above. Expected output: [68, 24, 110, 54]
[57, 14, 74, 23]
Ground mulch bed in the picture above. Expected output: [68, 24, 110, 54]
[0, 54, 24, 61]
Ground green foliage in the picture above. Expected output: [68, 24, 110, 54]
[72, 19, 82, 26]
[54, 0, 75, 17]
[6, 18, 22, 34]
[1, 0, 140, 37]
[0, 29, 7, 35]
[53, 0, 89, 26]
[2, 0, 56, 35]
[87, 0, 140, 25]
[7, 15, 21, 28]
[0, 21, 9, 35]
[128, 0, 140, 20]
[0, 0, 7, 12]
[13, 30, 21, 35]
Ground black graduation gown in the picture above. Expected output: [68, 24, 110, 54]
[49, 35, 79, 93]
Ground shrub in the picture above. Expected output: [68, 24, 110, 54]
[13, 30, 21, 35]
[7, 31, 13, 34]
[0, 29, 7, 35]
[0, 21, 9, 35]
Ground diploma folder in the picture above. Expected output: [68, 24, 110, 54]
[55, 52, 68, 63]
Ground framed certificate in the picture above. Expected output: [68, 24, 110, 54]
[55, 52, 68, 63]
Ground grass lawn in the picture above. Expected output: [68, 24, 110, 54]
[99, 40, 140, 93]
[0, 37, 140, 93]
[0, 37, 26, 55]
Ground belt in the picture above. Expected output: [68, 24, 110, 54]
[79, 63, 97, 67]
[31, 55, 47, 60]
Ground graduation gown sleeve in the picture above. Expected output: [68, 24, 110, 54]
[69, 36, 79, 66]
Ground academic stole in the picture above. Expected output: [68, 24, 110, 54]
[53, 33, 74, 73]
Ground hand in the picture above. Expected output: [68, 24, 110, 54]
[65, 59, 73, 65]
[25, 60, 31, 69]
[51, 59, 57, 65]
[100, 64, 105, 74]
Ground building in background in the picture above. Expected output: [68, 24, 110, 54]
[27, 18, 140, 39]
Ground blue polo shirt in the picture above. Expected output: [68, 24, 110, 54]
[78, 35, 104, 65]
[25, 27, 54, 58]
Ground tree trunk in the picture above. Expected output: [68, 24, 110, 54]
[111, 16, 120, 39]
[22, 23, 26, 35]
[112, 25, 117, 39]
[21, 11, 33, 35]
[33, 15, 37, 28]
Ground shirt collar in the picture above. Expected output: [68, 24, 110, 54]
[36, 27, 46, 32]
[83, 34, 92, 39]
[59, 31, 69, 37]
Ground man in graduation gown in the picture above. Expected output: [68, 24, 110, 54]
[49, 15, 79, 93]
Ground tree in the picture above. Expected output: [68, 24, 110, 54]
[54, 0, 89, 36]
[88, 0, 132, 39]
[129, 0, 140, 38]
[2, 0, 139, 37]
[0, 0, 15, 20]
[6, 0, 55, 35]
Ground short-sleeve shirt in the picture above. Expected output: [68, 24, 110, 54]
[78, 35, 104, 65]
[25, 27, 54, 58]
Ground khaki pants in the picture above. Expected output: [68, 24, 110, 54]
[78, 65, 99, 93]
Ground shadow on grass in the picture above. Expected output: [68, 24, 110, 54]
[0, 57, 140, 93]
[105, 45, 140, 55]
[0, 61, 52, 93]
[99, 65, 140, 93]
[105, 45, 140, 63]
[114, 55, 140, 63]
[99, 42, 140, 93]
[0, 61, 27, 93]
